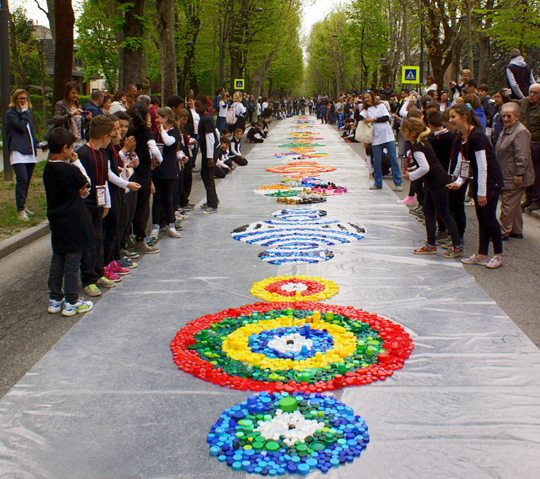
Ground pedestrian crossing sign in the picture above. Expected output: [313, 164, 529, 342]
[234, 78, 245, 90]
[401, 66, 420, 84]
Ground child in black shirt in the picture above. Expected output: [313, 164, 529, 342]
[43, 128, 94, 316]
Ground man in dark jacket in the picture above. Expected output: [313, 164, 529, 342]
[506, 49, 535, 100]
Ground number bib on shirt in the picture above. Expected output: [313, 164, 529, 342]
[96, 185, 106, 207]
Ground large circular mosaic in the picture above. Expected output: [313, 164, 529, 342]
[207, 392, 369, 475]
[170, 301, 414, 392]
[251, 275, 339, 302]
[266, 162, 336, 176]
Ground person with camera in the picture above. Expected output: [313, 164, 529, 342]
[5, 89, 42, 221]
[53, 81, 90, 149]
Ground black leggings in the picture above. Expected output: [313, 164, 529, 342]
[103, 190, 122, 265]
[132, 176, 152, 242]
[178, 164, 193, 208]
[152, 177, 176, 226]
[475, 193, 503, 255]
[423, 185, 461, 246]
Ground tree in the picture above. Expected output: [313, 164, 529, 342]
[118, 0, 146, 89]
[52, 0, 75, 103]
[8, 7, 40, 88]
[156, 0, 177, 100]
[76, 0, 120, 91]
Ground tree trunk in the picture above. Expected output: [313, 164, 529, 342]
[155, 0, 177, 101]
[52, 0, 74, 103]
[7, 1, 21, 86]
[477, 0, 494, 85]
[119, 0, 145, 90]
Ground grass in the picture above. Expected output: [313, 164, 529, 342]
[0, 161, 47, 239]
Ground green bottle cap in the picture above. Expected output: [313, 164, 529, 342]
[278, 396, 298, 413]
[265, 441, 280, 452]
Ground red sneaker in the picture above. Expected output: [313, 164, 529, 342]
[109, 260, 131, 276]
[104, 265, 123, 282]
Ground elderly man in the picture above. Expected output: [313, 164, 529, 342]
[496, 103, 535, 239]
[520, 83, 540, 211]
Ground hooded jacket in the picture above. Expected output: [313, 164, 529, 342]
[506, 56, 535, 99]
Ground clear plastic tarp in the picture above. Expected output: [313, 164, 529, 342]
[0, 119, 539, 478]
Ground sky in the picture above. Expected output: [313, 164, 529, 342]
[301, 0, 344, 38]
[21, 0, 341, 38]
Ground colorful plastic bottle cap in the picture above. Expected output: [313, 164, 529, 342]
[278, 396, 298, 413]
[297, 463, 311, 475]
[311, 441, 325, 451]
[265, 441, 280, 452]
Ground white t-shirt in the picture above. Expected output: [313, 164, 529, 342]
[360, 104, 394, 146]
[218, 101, 228, 118]
[190, 108, 200, 132]
[235, 102, 246, 117]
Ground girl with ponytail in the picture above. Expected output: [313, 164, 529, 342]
[447, 103, 504, 269]
[401, 117, 463, 258]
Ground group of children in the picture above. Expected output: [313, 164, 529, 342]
[44, 97, 261, 317]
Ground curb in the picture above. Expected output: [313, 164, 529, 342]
[0, 221, 50, 260]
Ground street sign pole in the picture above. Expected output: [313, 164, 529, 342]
[0, 0, 13, 180]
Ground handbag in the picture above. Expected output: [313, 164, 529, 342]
[355, 120, 372, 144]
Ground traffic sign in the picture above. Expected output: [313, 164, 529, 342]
[401, 66, 420, 84]
[234, 78, 245, 90]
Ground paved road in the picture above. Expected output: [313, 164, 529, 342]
[0, 118, 538, 478]
[1, 136, 539, 399]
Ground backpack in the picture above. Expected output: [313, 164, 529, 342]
[226, 103, 238, 125]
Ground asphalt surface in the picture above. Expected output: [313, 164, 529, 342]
[1, 131, 539, 400]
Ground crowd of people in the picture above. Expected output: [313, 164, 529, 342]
[4, 83, 281, 316]
[321, 48, 539, 269]
[3, 48, 538, 315]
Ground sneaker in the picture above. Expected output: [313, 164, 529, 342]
[369, 184, 382, 190]
[410, 206, 424, 217]
[179, 203, 195, 211]
[443, 245, 463, 259]
[414, 244, 437, 255]
[397, 196, 415, 206]
[24, 207, 35, 216]
[62, 298, 93, 317]
[203, 207, 219, 214]
[150, 227, 160, 239]
[486, 254, 503, 269]
[109, 261, 131, 276]
[200, 203, 209, 209]
[174, 219, 184, 230]
[145, 236, 158, 246]
[119, 257, 138, 269]
[48, 299, 63, 314]
[175, 212, 189, 220]
[83, 284, 103, 297]
[465, 198, 475, 206]
[121, 249, 140, 259]
[97, 276, 117, 288]
[17, 210, 30, 222]
[461, 254, 489, 265]
[393, 184, 403, 192]
[167, 227, 182, 238]
[134, 241, 160, 254]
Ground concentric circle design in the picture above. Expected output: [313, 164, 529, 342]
[207, 392, 369, 475]
[170, 301, 414, 392]
[251, 275, 339, 302]
[266, 162, 336, 176]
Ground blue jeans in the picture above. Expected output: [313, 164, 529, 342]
[13, 163, 35, 211]
[338, 112, 345, 129]
[372, 141, 402, 187]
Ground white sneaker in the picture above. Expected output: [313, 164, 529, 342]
[17, 210, 30, 222]
[62, 299, 93, 317]
[167, 227, 182, 238]
[486, 254, 503, 269]
[48, 299, 63, 314]
[150, 227, 160, 240]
